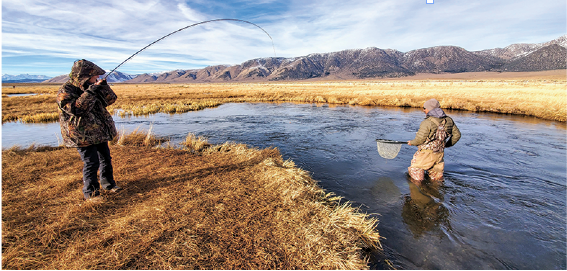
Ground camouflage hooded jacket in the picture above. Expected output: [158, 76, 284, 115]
[56, 59, 118, 147]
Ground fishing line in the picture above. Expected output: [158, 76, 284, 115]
[104, 18, 276, 80]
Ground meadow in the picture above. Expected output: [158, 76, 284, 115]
[2, 71, 566, 123]
[2, 131, 382, 269]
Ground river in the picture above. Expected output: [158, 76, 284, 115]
[2, 102, 566, 269]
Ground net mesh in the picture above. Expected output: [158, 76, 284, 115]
[376, 141, 402, 159]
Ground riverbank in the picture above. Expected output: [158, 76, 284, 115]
[2, 71, 566, 122]
[1, 131, 381, 269]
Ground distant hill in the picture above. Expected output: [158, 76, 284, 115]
[500, 44, 567, 72]
[3, 79, 50, 83]
[474, 35, 567, 60]
[2, 74, 52, 83]
[43, 74, 68, 83]
[103, 71, 137, 82]
[401, 46, 502, 73]
[43, 71, 136, 83]
[44, 35, 567, 83]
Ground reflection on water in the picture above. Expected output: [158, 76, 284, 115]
[2, 103, 566, 269]
[370, 177, 401, 205]
[402, 181, 450, 239]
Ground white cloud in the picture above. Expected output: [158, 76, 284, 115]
[177, 2, 208, 22]
[2, 0, 565, 76]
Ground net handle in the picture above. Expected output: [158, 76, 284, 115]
[376, 139, 408, 144]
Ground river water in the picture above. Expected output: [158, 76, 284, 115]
[2, 102, 566, 269]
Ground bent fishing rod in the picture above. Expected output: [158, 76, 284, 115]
[104, 18, 276, 80]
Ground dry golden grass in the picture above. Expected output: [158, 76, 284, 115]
[2, 130, 381, 270]
[2, 94, 60, 123]
[115, 126, 164, 147]
[3, 71, 566, 122]
[180, 133, 211, 153]
[109, 78, 566, 122]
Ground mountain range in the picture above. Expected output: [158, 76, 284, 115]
[2, 74, 52, 83]
[37, 34, 567, 83]
[41, 71, 136, 84]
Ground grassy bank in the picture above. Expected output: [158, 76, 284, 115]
[2, 131, 381, 269]
[3, 72, 566, 122]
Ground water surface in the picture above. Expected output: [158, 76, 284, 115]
[5, 93, 38, 97]
[2, 103, 566, 269]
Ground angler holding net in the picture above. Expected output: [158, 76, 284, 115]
[407, 99, 461, 184]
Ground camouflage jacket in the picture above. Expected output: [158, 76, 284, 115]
[409, 116, 461, 152]
[56, 60, 118, 147]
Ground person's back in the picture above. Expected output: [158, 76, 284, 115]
[407, 99, 461, 184]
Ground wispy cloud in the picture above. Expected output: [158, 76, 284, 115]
[2, 0, 565, 76]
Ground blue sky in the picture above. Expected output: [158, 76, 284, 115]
[2, 0, 566, 77]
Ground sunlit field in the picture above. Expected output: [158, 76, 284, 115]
[3, 73, 566, 123]
[2, 130, 381, 269]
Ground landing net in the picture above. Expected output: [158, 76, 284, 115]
[376, 139, 405, 159]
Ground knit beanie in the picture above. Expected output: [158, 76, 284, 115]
[424, 99, 440, 110]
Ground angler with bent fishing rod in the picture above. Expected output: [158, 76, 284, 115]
[56, 19, 275, 202]
[376, 99, 461, 185]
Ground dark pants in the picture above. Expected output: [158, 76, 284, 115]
[77, 142, 116, 199]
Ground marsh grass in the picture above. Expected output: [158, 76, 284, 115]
[2, 93, 60, 123]
[180, 133, 211, 153]
[117, 100, 224, 117]
[2, 129, 381, 269]
[115, 126, 163, 147]
[19, 112, 60, 123]
[114, 79, 566, 121]
[3, 73, 566, 123]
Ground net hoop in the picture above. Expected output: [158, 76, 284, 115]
[376, 139, 407, 144]
[375, 139, 406, 159]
